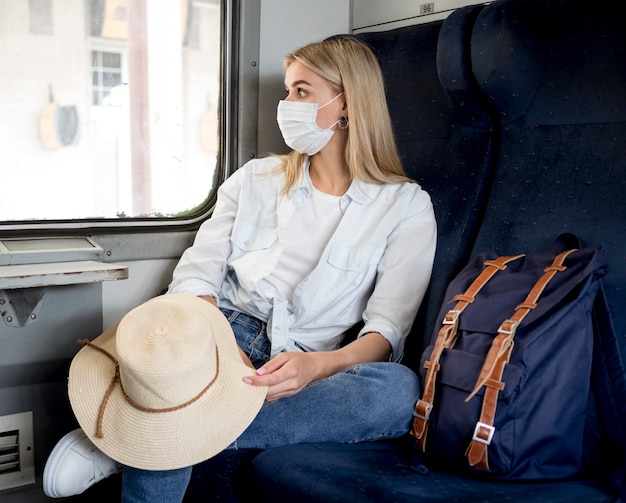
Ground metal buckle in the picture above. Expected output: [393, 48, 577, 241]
[472, 422, 495, 445]
[443, 310, 460, 325]
[413, 400, 433, 421]
[497, 319, 519, 335]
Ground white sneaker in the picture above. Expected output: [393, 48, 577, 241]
[43, 428, 122, 498]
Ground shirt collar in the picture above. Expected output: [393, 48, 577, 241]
[287, 159, 372, 207]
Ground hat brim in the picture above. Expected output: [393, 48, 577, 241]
[68, 300, 267, 470]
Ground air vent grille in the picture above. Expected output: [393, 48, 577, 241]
[0, 412, 35, 490]
[0, 430, 19, 474]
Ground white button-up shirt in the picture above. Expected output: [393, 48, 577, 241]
[168, 156, 437, 362]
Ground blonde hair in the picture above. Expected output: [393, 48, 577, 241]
[277, 37, 413, 192]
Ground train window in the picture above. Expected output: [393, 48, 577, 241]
[0, 0, 222, 224]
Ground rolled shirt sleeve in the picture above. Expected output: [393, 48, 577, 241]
[358, 187, 437, 361]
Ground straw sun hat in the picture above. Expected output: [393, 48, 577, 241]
[68, 294, 267, 470]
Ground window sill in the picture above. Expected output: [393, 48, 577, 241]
[0, 260, 128, 290]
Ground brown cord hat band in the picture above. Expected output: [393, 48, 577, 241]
[77, 339, 220, 439]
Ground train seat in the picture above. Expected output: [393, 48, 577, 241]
[247, 0, 626, 501]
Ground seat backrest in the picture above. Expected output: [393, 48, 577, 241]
[467, 0, 626, 361]
[356, 7, 494, 367]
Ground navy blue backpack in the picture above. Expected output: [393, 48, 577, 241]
[411, 235, 626, 487]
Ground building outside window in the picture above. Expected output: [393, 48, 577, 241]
[0, 0, 222, 222]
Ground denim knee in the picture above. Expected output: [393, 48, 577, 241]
[235, 361, 421, 449]
[345, 362, 421, 430]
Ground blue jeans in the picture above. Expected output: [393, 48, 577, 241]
[122, 309, 420, 502]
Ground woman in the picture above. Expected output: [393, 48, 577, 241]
[43, 36, 437, 502]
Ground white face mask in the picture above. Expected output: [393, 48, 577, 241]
[276, 93, 344, 155]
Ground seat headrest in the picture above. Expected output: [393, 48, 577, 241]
[471, 0, 626, 125]
[437, 4, 490, 128]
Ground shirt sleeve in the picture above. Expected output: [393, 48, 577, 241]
[167, 168, 246, 298]
[358, 186, 437, 362]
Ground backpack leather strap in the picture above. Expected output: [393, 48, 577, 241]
[411, 254, 525, 451]
[466, 248, 577, 470]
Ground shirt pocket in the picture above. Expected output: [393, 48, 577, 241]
[318, 244, 386, 322]
[326, 245, 385, 272]
[230, 218, 278, 254]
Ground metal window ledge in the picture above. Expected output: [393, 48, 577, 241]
[0, 260, 128, 290]
[0, 238, 129, 328]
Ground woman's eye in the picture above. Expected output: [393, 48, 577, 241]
[284, 88, 308, 98]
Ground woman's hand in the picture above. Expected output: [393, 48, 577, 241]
[244, 351, 325, 401]
[243, 332, 392, 402]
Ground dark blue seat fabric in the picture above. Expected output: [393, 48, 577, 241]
[355, 6, 494, 367]
[253, 441, 619, 503]
[467, 0, 626, 362]
[184, 449, 261, 503]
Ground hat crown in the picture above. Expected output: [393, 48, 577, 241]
[116, 297, 218, 410]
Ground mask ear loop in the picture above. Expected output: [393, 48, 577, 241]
[318, 92, 344, 110]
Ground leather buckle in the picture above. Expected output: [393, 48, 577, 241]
[472, 422, 495, 445]
[413, 400, 433, 421]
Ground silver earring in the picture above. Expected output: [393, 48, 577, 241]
[338, 116, 349, 130]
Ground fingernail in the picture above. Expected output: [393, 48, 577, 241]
[243, 377, 252, 384]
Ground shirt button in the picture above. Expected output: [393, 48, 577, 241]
[244, 240, 250, 246]
[275, 325, 281, 331]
